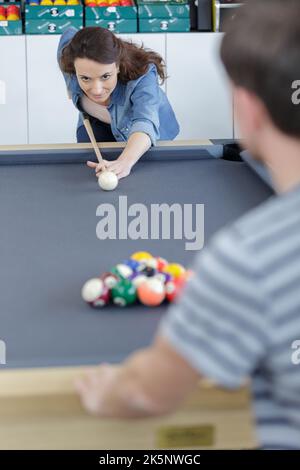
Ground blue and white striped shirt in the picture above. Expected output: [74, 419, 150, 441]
[160, 183, 300, 449]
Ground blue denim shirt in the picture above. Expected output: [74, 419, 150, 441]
[57, 28, 180, 145]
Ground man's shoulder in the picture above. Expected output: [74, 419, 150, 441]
[211, 188, 300, 267]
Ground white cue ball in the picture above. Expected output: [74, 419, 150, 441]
[81, 278, 103, 303]
[98, 171, 118, 191]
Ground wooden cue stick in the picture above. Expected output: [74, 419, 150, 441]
[82, 114, 104, 164]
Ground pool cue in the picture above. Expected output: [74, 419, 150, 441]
[82, 113, 105, 165]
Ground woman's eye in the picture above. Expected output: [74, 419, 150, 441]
[81, 77, 90, 82]
[103, 75, 111, 80]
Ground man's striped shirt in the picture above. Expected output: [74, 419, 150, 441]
[160, 184, 300, 449]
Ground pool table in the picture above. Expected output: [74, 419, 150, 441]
[0, 140, 271, 449]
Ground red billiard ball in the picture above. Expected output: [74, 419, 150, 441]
[101, 272, 119, 289]
[156, 256, 168, 272]
[91, 284, 110, 307]
[81, 277, 110, 307]
[165, 276, 186, 302]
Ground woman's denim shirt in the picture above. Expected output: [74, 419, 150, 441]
[57, 28, 180, 145]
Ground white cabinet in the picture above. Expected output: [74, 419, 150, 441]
[0, 36, 27, 145]
[26, 35, 79, 144]
[166, 33, 233, 140]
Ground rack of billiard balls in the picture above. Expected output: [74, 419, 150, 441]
[85, 0, 134, 7]
[81, 251, 194, 308]
[0, 4, 21, 20]
[26, 0, 80, 5]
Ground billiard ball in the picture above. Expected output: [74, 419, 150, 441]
[165, 275, 186, 302]
[81, 278, 104, 303]
[98, 171, 118, 191]
[139, 257, 158, 270]
[137, 278, 165, 307]
[123, 258, 141, 272]
[154, 271, 173, 285]
[101, 272, 119, 289]
[91, 283, 110, 308]
[111, 263, 133, 279]
[111, 279, 137, 306]
[136, 265, 157, 277]
[163, 263, 185, 279]
[156, 256, 168, 272]
[130, 251, 153, 262]
[130, 273, 148, 288]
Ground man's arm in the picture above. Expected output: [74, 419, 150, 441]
[75, 335, 200, 418]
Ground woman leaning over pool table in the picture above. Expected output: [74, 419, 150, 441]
[58, 27, 180, 179]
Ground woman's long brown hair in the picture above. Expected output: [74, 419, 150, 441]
[60, 27, 167, 83]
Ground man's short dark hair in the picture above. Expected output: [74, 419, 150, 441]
[220, 0, 300, 138]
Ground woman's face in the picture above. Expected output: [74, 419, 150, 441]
[74, 58, 119, 105]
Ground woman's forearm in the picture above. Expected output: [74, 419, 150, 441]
[119, 132, 152, 168]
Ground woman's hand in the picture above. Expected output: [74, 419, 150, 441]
[103, 158, 133, 179]
[87, 158, 132, 180]
[86, 160, 107, 175]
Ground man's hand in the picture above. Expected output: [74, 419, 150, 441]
[74, 336, 200, 419]
[75, 364, 121, 417]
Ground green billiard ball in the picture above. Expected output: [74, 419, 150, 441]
[111, 264, 133, 280]
[111, 279, 137, 307]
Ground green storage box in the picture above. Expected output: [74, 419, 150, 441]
[138, 3, 189, 18]
[137, 0, 190, 32]
[85, 17, 137, 33]
[0, 2, 22, 35]
[25, 2, 83, 34]
[25, 4, 83, 20]
[25, 18, 83, 34]
[85, 5, 137, 20]
[139, 17, 189, 32]
[0, 19, 22, 35]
